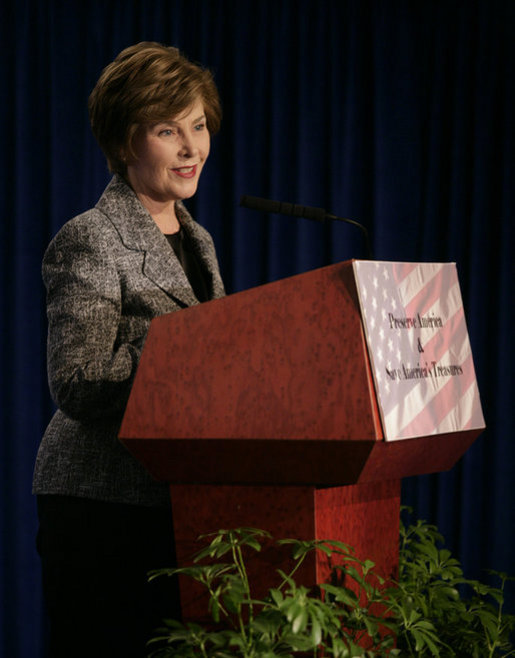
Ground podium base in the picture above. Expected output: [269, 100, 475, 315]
[170, 480, 400, 620]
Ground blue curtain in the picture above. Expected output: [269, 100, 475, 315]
[1, 1, 513, 656]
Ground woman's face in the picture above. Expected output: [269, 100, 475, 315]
[126, 98, 210, 206]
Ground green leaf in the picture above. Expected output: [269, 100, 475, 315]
[277, 538, 319, 560]
[321, 583, 359, 607]
[415, 540, 440, 562]
[269, 588, 284, 607]
[342, 564, 366, 586]
[362, 616, 379, 638]
[362, 559, 376, 574]
[292, 606, 308, 634]
[311, 616, 322, 646]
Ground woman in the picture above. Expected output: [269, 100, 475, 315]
[33, 42, 225, 657]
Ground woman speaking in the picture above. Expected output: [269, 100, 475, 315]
[33, 42, 225, 657]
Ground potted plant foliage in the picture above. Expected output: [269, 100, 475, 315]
[147, 510, 514, 657]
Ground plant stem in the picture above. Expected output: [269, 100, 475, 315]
[277, 548, 309, 590]
[231, 534, 254, 653]
[487, 574, 506, 658]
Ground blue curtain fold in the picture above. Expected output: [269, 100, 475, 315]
[1, 1, 513, 656]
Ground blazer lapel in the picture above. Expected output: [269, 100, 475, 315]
[142, 240, 199, 308]
[96, 176, 201, 308]
[176, 203, 226, 301]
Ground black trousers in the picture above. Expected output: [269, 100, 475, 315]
[37, 495, 181, 658]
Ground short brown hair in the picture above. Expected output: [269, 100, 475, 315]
[88, 42, 222, 175]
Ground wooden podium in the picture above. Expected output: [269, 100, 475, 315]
[119, 260, 482, 618]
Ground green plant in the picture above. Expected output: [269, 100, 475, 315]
[387, 511, 515, 657]
[147, 511, 515, 657]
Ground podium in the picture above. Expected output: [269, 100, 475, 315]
[119, 260, 483, 618]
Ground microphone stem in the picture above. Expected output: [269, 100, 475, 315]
[326, 214, 374, 260]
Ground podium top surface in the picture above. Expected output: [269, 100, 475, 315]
[120, 260, 381, 443]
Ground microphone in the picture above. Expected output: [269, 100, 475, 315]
[240, 195, 326, 222]
[239, 194, 373, 259]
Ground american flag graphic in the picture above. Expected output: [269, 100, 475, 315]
[353, 261, 485, 441]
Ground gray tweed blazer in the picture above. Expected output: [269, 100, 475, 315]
[32, 175, 225, 507]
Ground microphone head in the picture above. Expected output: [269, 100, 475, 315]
[240, 195, 326, 222]
[240, 195, 277, 213]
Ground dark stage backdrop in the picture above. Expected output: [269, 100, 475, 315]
[1, 1, 513, 656]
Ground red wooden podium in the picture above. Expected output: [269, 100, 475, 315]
[119, 261, 482, 618]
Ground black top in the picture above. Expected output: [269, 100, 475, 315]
[166, 228, 210, 302]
